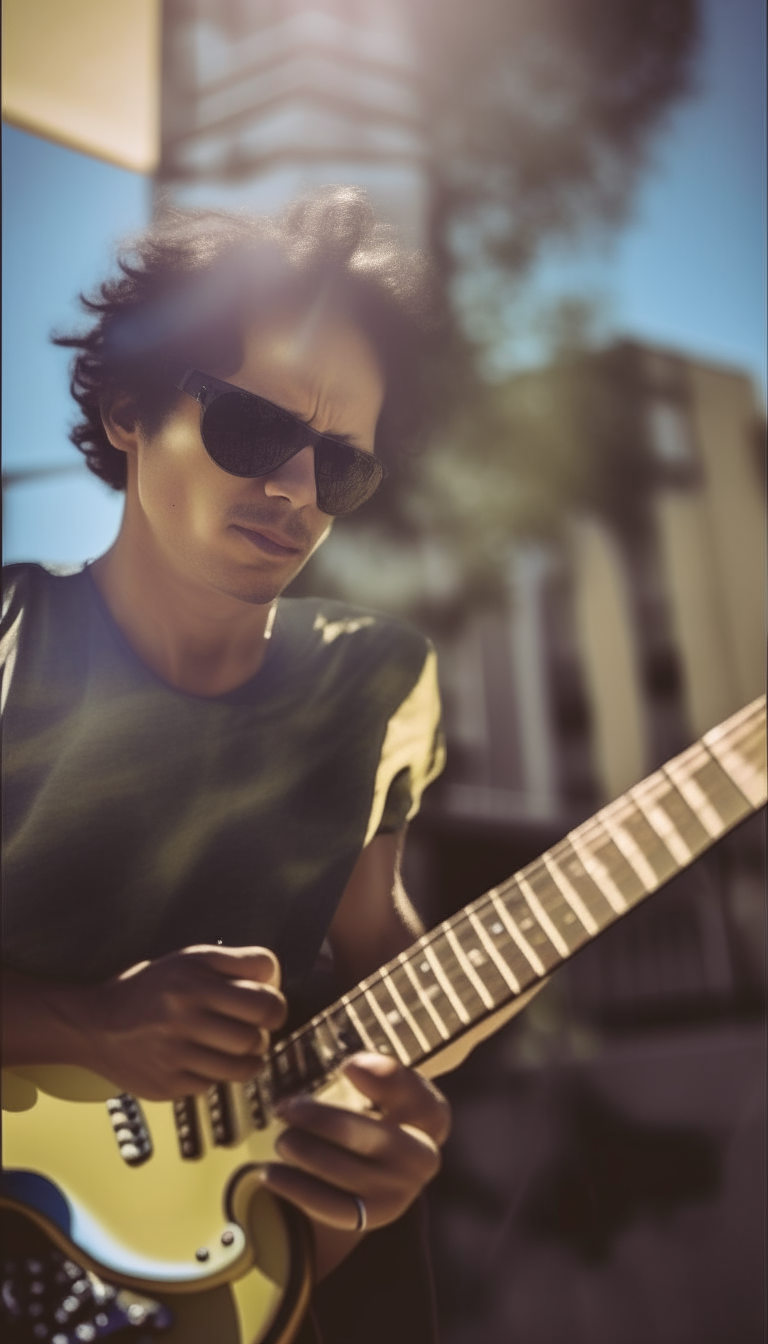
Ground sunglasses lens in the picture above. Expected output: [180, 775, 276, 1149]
[199, 388, 384, 514]
[314, 441, 384, 515]
[201, 392, 300, 477]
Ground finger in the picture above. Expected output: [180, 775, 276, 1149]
[181, 945, 281, 987]
[274, 1123, 437, 1194]
[194, 978, 287, 1031]
[276, 1095, 412, 1163]
[186, 1009, 271, 1057]
[178, 1040, 265, 1084]
[343, 1054, 451, 1146]
[259, 1164, 365, 1233]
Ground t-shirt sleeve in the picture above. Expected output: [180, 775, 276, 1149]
[365, 643, 445, 843]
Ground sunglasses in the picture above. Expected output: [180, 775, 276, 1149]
[176, 368, 385, 516]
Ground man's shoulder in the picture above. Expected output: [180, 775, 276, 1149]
[2, 561, 86, 629]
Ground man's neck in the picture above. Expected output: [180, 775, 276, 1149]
[90, 528, 274, 699]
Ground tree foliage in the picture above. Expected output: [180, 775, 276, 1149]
[416, 0, 699, 286]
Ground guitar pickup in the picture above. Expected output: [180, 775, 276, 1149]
[106, 1094, 153, 1166]
[243, 1076, 269, 1129]
[206, 1083, 235, 1145]
[172, 1095, 202, 1159]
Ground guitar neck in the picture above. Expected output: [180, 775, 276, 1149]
[259, 696, 766, 1111]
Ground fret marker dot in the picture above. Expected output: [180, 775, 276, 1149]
[386, 1011, 402, 1025]
[490, 923, 503, 935]
[520, 917, 534, 930]
[468, 948, 486, 966]
[419, 962, 430, 975]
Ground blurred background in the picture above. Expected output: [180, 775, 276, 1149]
[3, 2, 765, 1341]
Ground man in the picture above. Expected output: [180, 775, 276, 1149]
[2, 188, 451, 1342]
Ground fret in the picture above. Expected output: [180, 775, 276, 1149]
[569, 814, 650, 909]
[515, 873, 571, 958]
[471, 897, 542, 988]
[400, 951, 454, 1042]
[444, 924, 496, 1010]
[271, 1040, 304, 1103]
[467, 910, 523, 993]
[452, 910, 523, 1000]
[403, 946, 468, 1037]
[663, 760, 723, 838]
[333, 999, 376, 1054]
[293, 1030, 325, 1089]
[630, 774, 710, 864]
[597, 805, 658, 892]
[673, 742, 755, 830]
[310, 1016, 342, 1069]
[426, 930, 498, 1018]
[546, 835, 622, 922]
[600, 797, 679, 885]
[540, 853, 599, 935]
[518, 858, 595, 950]
[704, 705, 767, 808]
[421, 941, 473, 1024]
[343, 992, 399, 1056]
[386, 960, 447, 1050]
[499, 879, 566, 969]
[379, 968, 433, 1054]
[361, 983, 414, 1065]
[337, 999, 381, 1048]
[490, 889, 547, 976]
[563, 831, 628, 914]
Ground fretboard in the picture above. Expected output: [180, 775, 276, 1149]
[247, 695, 766, 1122]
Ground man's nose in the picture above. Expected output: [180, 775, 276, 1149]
[262, 445, 317, 509]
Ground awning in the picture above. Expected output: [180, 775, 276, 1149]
[2, 0, 161, 172]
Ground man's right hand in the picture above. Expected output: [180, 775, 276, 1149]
[2, 946, 286, 1101]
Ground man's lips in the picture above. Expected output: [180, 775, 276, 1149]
[231, 524, 304, 557]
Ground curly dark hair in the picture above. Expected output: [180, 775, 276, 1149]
[53, 187, 441, 491]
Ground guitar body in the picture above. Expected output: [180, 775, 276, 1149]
[1, 1064, 318, 1343]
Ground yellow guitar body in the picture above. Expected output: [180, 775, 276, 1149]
[0, 1064, 367, 1341]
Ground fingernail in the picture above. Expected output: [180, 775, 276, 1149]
[345, 1051, 395, 1074]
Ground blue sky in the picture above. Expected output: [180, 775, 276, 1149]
[3, 0, 765, 564]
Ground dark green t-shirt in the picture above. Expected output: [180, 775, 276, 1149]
[1, 563, 444, 993]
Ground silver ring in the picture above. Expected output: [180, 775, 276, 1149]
[352, 1195, 367, 1234]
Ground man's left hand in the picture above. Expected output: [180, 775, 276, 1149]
[260, 1052, 450, 1234]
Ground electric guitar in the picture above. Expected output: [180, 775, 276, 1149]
[2, 695, 766, 1343]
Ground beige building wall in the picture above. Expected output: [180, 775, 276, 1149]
[570, 516, 647, 800]
[657, 362, 766, 737]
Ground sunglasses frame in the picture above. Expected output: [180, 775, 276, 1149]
[175, 368, 385, 515]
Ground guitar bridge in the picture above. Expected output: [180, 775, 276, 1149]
[106, 1094, 152, 1166]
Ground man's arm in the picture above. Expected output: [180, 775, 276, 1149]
[1, 947, 286, 1099]
[326, 827, 423, 984]
[262, 828, 451, 1277]
[2, 833, 450, 1280]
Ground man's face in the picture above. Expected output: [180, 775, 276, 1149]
[124, 306, 384, 605]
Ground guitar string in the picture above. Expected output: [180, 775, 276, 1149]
[262, 704, 765, 1089]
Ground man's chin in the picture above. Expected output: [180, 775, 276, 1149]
[212, 555, 310, 606]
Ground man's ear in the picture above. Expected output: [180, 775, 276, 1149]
[101, 391, 140, 454]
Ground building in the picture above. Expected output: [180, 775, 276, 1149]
[159, 0, 428, 243]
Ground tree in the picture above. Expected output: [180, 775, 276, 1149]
[416, 0, 699, 333]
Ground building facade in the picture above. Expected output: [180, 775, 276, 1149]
[159, 0, 428, 242]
